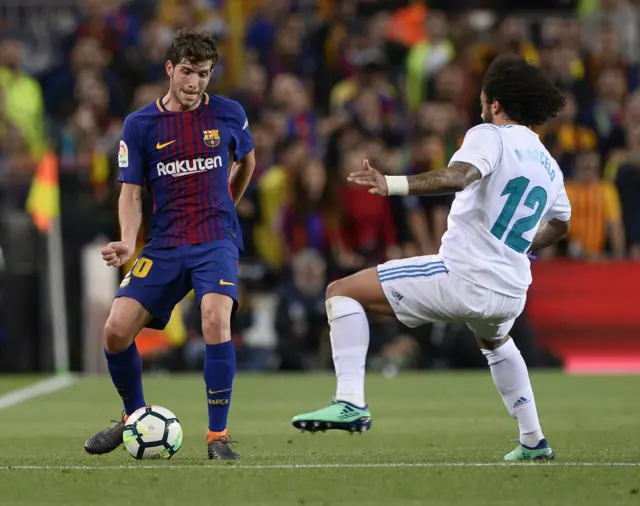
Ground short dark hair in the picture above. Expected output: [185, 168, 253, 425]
[168, 28, 218, 68]
[482, 53, 566, 126]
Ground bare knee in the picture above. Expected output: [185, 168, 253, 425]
[104, 318, 136, 354]
[326, 279, 347, 300]
[326, 270, 392, 315]
[104, 297, 149, 354]
[200, 294, 233, 345]
[202, 310, 231, 345]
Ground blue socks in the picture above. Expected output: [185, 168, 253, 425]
[204, 341, 236, 432]
[105, 340, 235, 430]
[105, 342, 146, 416]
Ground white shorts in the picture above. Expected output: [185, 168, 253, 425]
[377, 254, 526, 341]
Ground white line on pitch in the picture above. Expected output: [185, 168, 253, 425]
[0, 374, 76, 410]
[0, 462, 637, 471]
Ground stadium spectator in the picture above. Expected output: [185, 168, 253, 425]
[330, 47, 397, 115]
[255, 136, 307, 268]
[540, 43, 592, 117]
[403, 133, 452, 254]
[347, 85, 403, 147]
[0, 38, 46, 160]
[275, 249, 328, 370]
[470, 16, 539, 79]
[272, 74, 320, 153]
[73, 0, 142, 55]
[537, 90, 598, 177]
[281, 159, 336, 262]
[236, 123, 277, 260]
[114, 20, 172, 102]
[156, 0, 227, 43]
[582, 66, 628, 146]
[130, 82, 165, 111]
[4, 0, 640, 374]
[584, 22, 635, 91]
[603, 90, 640, 177]
[565, 150, 625, 259]
[245, 0, 291, 62]
[229, 62, 268, 123]
[260, 13, 311, 80]
[583, 0, 640, 64]
[405, 10, 454, 111]
[249, 121, 276, 180]
[334, 148, 401, 272]
[615, 123, 640, 259]
[415, 101, 464, 161]
[43, 36, 125, 121]
[309, 0, 359, 113]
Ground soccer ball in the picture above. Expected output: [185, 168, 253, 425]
[123, 405, 183, 460]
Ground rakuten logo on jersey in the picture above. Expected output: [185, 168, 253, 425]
[157, 156, 223, 177]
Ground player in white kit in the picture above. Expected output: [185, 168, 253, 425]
[291, 54, 572, 461]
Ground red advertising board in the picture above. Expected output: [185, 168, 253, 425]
[528, 261, 640, 372]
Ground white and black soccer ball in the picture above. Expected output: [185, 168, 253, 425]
[123, 406, 183, 460]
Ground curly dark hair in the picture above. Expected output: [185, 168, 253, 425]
[167, 28, 218, 68]
[482, 53, 566, 126]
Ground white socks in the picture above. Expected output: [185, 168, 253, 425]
[327, 296, 369, 408]
[325, 297, 544, 445]
[482, 338, 545, 447]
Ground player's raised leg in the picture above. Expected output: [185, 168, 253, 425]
[475, 327, 554, 461]
[84, 296, 150, 454]
[291, 267, 393, 434]
[199, 292, 239, 459]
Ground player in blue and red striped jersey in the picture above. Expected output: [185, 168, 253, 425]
[84, 29, 256, 460]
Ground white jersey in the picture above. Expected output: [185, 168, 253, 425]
[439, 124, 571, 297]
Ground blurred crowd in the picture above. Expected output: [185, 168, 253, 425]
[1, 0, 640, 372]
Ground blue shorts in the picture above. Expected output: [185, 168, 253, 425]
[116, 239, 239, 330]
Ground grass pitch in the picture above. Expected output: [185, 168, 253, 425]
[0, 372, 638, 505]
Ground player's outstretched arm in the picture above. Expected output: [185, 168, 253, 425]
[530, 219, 570, 252]
[404, 162, 482, 196]
[229, 150, 256, 206]
[348, 160, 481, 197]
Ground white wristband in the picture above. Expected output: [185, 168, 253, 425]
[385, 176, 409, 196]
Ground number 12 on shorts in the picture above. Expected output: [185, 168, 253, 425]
[491, 176, 548, 253]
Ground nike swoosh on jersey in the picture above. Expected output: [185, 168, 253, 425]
[156, 140, 176, 149]
[220, 280, 235, 286]
[208, 388, 232, 395]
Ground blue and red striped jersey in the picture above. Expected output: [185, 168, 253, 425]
[117, 93, 254, 250]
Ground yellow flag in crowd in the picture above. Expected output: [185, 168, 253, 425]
[26, 151, 60, 232]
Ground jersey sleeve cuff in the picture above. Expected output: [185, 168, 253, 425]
[118, 176, 144, 186]
[233, 147, 254, 162]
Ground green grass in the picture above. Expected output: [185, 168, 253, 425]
[0, 373, 638, 505]
[0, 375, 45, 395]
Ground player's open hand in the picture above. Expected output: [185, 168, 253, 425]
[347, 159, 388, 196]
[101, 241, 133, 268]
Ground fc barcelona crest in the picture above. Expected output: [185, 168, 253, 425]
[203, 129, 220, 148]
